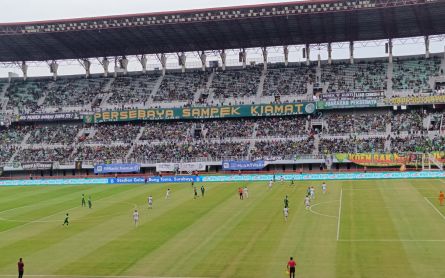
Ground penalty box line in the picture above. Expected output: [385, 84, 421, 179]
[338, 239, 445, 242]
[424, 197, 445, 221]
[336, 188, 343, 241]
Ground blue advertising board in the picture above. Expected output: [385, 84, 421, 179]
[94, 163, 140, 174]
[0, 178, 109, 186]
[108, 177, 146, 184]
[0, 172, 444, 187]
[222, 160, 265, 170]
[146, 175, 202, 183]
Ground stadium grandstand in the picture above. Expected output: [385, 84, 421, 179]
[0, 0, 444, 177]
[2, 1, 445, 278]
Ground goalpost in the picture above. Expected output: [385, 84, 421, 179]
[421, 153, 444, 171]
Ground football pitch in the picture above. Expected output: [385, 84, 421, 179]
[1, 178, 445, 278]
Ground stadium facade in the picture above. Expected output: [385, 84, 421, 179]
[0, 0, 444, 178]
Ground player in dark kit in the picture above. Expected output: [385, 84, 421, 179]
[81, 194, 86, 207]
[17, 258, 24, 278]
[284, 195, 289, 208]
[194, 187, 198, 199]
[201, 186, 205, 197]
[88, 196, 92, 209]
[63, 213, 69, 226]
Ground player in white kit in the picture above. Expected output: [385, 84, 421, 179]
[165, 188, 171, 199]
[133, 209, 139, 226]
[283, 207, 289, 222]
[243, 186, 249, 199]
[268, 180, 273, 190]
[321, 182, 327, 194]
[148, 195, 153, 209]
[310, 186, 315, 199]
[304, 196, 311, 210]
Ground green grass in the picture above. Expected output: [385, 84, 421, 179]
[1, 179, 445, 278]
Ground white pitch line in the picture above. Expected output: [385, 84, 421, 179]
[308, 200, 339, 219]
[424, 197, 445, 221]
[336, 188, 343, 241]
[338, 239, 445, 242]
[0, 275, 214, 278]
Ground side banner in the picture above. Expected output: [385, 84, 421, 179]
[335, 152, 445, 166]
[384, 95, 445, 106]
[317, 99, 378, 109]
[222, 160, 266, 170]
[16, 112, 80, 122]
[156, 162, 206, 172]
[94, 163, 140, 174]
[84, 102, 316, 123]
[21, 162, 53, 170]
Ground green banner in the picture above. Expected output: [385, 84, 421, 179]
[84, 102, 316, 123]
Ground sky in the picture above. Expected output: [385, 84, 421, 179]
[0, 0, 442, 78]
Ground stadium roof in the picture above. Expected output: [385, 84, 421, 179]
[0, 0, 444, 62]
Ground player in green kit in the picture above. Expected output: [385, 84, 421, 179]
[81, 194, 86, 207]
[63, 213, 69, 226]
[284, 195, 289, 208]
[88, 196, 92, 209]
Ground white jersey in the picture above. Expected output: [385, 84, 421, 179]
[269, 181, 273, 187]
[283, 207, 289, 217]
[310, 188, 315, 196]
[148, 196, 153, 205]
[280, 177, 284, 182]
[165, 190, 171, 199]
[133, 211, 139, 220]
[322, 183, 327, 191]
[305, 197, 310, 206]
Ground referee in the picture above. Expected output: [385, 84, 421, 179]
[17, 258, 24, 278]
[287, 257, 296, 278]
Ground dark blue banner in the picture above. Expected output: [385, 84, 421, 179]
[108, 177, 146, 184]
[222, 160, 265, 170]
[94, 163, 140, 174]
[147, 176, 202, 183]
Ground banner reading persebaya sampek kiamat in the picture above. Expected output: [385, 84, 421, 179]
[83, 102, 316, 123]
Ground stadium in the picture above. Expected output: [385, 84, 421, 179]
[0, 0, 445, 277]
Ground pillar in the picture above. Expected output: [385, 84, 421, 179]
[349, 41, 354, 64]
[388, 39, 393, 64]
[305, 44, 310, 66]
[83, 59, 91, 78]
[50, 61, 58, 81]
[140, 55, 147, 73]
[328, 43, 332, 65]
[179, 52, 186, 73]
[161, 54, 167, 76]
[120, 56, 128, 75]
[220, 50, 226, 71]
[102, 57, 109, 77]
[241, 49, 247, 68]
[21, 61, 28, 81]
[262, 47, 268, 70]
[284, 46, 289, 67]
[425, 36, 430, 58]
[200, 51, 206, 72]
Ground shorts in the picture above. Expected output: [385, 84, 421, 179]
[290, 267, 295, 273]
